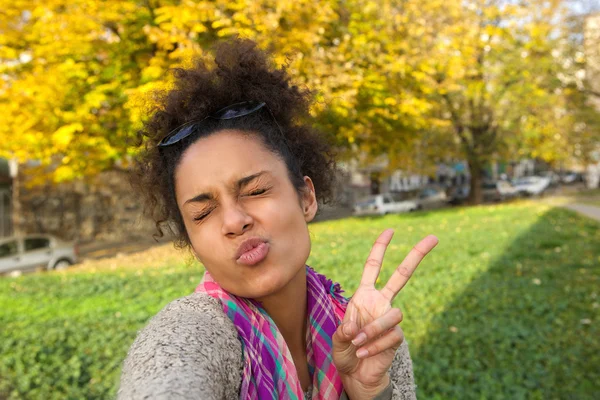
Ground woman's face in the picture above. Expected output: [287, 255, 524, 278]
[174, 130, 318, 299]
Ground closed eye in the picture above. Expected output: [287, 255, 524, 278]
[243, 187, 269, 197]
[248, 189, 266, 196]
[191, 187, 269, 222]
[193, 209, 213, 222]
[193, 214, 208, 222]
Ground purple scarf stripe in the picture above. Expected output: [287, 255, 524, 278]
[196, 266, 348, 399]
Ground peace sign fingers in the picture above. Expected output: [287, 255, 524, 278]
[359, 229, 395, 287]
[381, 235, 438, 301]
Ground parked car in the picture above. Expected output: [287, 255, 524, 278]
[0, 235, 79, 275]
[446, 185, 470, 205]
[497, 180, 520, 199]
[353, 193, 418, 216]
[482, 182, 500, 202]
[447, 180, 520, 204]
[483, 180, 520, 202]
[561, 171, 583, 184]
[512, 176, 551, 196]
[540, 171, 561, 187]
[415, 187, 448, 209]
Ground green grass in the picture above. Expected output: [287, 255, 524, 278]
[1, 202, 599, 399]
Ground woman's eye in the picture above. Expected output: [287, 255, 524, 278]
[193, 211, 210, 222]
[246, 188, 267, 196]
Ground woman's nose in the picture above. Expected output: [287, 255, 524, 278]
[221, 202, 253, 237]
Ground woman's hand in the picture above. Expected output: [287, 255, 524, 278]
[332, 229, 438, 399]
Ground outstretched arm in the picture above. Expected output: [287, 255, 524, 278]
[117, 293, 243, 400]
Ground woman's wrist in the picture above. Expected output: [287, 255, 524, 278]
[342, 374, 391, 400]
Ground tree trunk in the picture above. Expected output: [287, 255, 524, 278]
[370, 173, 381, 195]
[11, 163, 22, 236]
[467, 158, 484, 205]
[74, 193, 82, 242]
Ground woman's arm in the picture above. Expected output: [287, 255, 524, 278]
[388, 340, 417, 399]
[117, 293, 243, 400]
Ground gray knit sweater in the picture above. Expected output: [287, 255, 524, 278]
[117, 292, 417, 399]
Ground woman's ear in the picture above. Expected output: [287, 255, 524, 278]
[301, 176, 318, 222]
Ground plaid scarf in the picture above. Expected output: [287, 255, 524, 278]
[195, 265, 348, 400]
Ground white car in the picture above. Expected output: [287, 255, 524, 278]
[497, 181, 520, 198]
[561, 172, 581, 184]
[415, 187, 449, 209]
[0, 235, 79, 274]
[512, 176, 551, 196]
[353, 194, 418, 216]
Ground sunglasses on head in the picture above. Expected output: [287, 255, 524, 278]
[157, 101, 282, 148]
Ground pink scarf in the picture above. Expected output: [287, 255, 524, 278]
[195, 265, 348, 399]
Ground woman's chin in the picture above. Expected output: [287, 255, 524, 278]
[228, 267, 300, 300]
[240, 276, 288, 299]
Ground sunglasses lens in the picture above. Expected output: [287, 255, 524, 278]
[212, 101, 266, 120]
[160, 124, 198, 147]
[158, 101, 268, 148]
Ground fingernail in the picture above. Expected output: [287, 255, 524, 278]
[343, 322, 352, 336]
[352, 332, 367, 346]
[356, 348, 369, 358]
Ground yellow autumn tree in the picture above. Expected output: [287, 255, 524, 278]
[393, 0, 580, 203]
[0, 0, 433, 184]
[1, 0, 595, 207]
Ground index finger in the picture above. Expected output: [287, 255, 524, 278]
[381, 235, 438, 300]
[360, 229, 395, 287]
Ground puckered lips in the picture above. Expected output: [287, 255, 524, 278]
[235, 237, 270, 266]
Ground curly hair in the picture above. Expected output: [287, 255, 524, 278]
[130, 39, 337, 250]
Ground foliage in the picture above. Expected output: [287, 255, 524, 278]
[0, 1, 148, 184]
[393, 0, 588, 202]
[1, 202, 599, 399]
[0, 0, 340, 185]
[559, 7, 600, 165]
[3, 1, 597, 192]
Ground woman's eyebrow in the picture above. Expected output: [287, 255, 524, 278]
[236, 171, 269, 190]
[184, 192, 213, 206]
[184, 171, 270, 205]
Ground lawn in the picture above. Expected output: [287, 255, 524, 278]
[1, 202, 599, 399]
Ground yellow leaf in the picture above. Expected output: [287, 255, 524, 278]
[52, 123, 83, 149]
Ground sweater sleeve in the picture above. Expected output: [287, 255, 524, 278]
[339, 339, 416, 400]
[389, 340, 417, 399]
[117, 292, 243, 400]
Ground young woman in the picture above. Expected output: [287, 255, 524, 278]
[118, 39, 437, 400]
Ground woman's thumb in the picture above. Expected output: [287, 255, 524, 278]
[332, 320, 359, 373]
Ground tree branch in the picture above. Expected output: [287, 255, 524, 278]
[441, 93, 475, 151]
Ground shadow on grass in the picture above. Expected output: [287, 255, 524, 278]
[413, 207, 600, 399]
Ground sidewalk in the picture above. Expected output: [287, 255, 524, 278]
[79, 237, 170, 261]
[563, 203, 600, 222]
